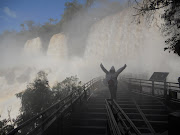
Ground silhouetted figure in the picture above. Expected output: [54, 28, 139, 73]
[100, 63, 127, 100]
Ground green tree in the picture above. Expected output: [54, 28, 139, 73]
[0, 111, 15, 135]
[20, 24, 25, 31]
[0, 119, 14, 135]
[85, 0, 95, 8]
[48, 18, 54, 24]
[52, 76, 82, 102]
[14, 71, 54, 134]
[16, 71, 53, 121]
[24, 20, 34, 30]
[61, 0, 83, 24]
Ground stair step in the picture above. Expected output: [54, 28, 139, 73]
[119, 104, 136, 108]
[146, 115, 168, 121]
[139, 105, 165, 109]
[122, 108, 139, 113]
[117, 99, 132, 102]
[88, 99, 105, 103]
[88, 104, 106, 108]
[136, 127, 151, 133]
[141, 109, 168, 114]
[72, 119, 107, 127]
[118, 101, 134, 104]
[126, 113, 142, 119]
[72, 112, 106, 119]
[71, 126, 106, 134]
[88, 108, 106, 113]
[122, 119, 147, 127]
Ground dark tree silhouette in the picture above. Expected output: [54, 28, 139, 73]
[52, 76, 82, 102]
[131, 0, 180, 55]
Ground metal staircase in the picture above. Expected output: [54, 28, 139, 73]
[64, 87, 108, 135]
[7, 77, 180, 135]
[105, 81, 170, 135]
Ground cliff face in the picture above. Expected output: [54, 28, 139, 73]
[23, 37, 42, 56]
[47, 33, 68, 59]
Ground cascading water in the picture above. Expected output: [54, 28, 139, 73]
[84, 8, 180, 81]
[47, 33, 68, 59]
[23, 37, 42, 56]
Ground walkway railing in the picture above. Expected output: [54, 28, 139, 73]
[105, 99, 142, 135]
[121, 77, 180, 103]
[7, 77, 102, 135]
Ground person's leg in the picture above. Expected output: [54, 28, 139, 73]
[110, 88, 113, 99]
[109, 86, 113, 99]
[114, 85, 117, 101]
[109, 85, 117, 100]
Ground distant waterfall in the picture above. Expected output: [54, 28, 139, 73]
[47, 33, 68, 60]
[23, 37, 42, 56]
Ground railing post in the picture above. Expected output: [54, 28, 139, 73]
[84, 85, 87, 100]
[90, 80, 93, 90]
[128, 78, 131, 91]
[140, 80, 142, 93]
[41, 114, 45, 132]
[164, 81, 167, 98]
[78, 88, 82, 103]
[152, 81, 154, 95]
[70, 93, 73, 111]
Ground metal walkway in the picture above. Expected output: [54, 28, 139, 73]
[7, 77, 180, 135]
[106, 81, 169, 135]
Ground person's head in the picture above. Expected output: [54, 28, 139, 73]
[109, 66, 115, 73]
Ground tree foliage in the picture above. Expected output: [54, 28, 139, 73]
[131, 0, 180, 55]
[52, 76, 82, 102]
[61, 0, 83, 24]
[0, 116, 14, 135]
[16, 71, 53, 118]
[13, 71, 82, 134]
[0, 108, 16, 135]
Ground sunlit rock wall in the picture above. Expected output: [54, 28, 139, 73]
[47, 33, 68, 59]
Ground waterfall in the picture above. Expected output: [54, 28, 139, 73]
[23, 37, 42, 56]
[84, 8, 180, 81]
[47, 33, 68, 59]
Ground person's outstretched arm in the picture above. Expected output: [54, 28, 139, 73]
[100, 63, 108, 74]
[116, 64, 127, 76]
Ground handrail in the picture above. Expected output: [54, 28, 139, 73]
[7, 94, 71, 135]
[105, 99, 122, 135]
[123, 77, 180, 89]
[105, 99, 142, 135]
[132, 99, 156, 134]
[112, 99, 142, 135]
[7, 77, 101, 135]
[121, 77, 180, 102]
